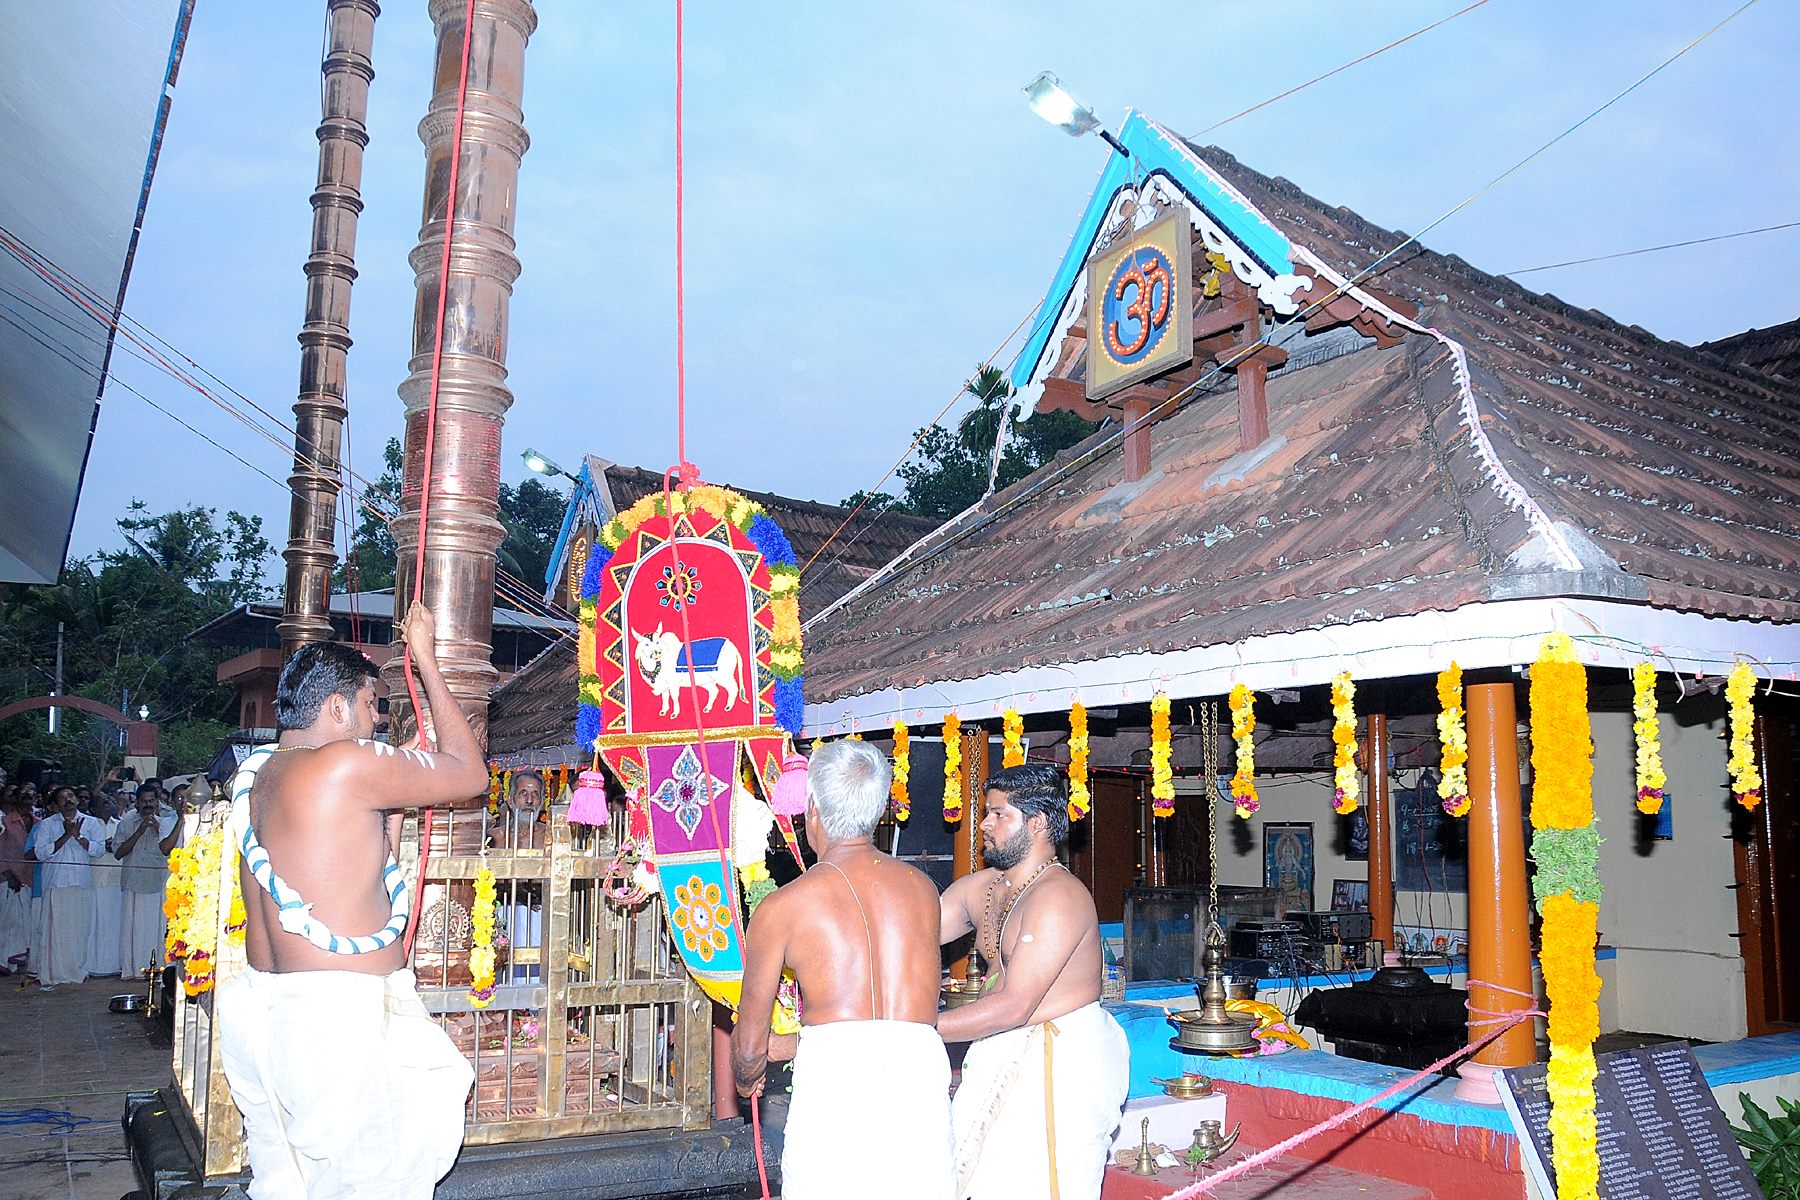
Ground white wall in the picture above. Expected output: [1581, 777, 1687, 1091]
[1198, 700, 1747, 1044]
[1591, 707, 1745, 1043]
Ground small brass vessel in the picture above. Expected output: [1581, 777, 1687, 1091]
[1184, 1118, 1241, 1166]
[940, 977, 984, 1010]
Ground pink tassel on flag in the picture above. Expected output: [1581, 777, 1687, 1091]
[567, 769, 610, 825]
[770, 752, 809, 818]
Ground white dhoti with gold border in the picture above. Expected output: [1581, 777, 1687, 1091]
[951, 1001, 1130, 1200]
[783, 1019, 954, 1200]
[218, 966, 472, 1200]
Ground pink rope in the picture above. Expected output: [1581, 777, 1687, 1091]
[1152, 986, 1545, 1199]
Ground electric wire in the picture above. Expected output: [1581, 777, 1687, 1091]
[1502, 218, 1800, 277]
[804, 0, 1765, 631]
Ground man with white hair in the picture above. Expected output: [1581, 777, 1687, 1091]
[732, 740, 952, 1200]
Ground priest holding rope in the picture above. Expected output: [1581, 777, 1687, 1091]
[938, 763, 1129, 1200]
[217, 606, 488, 1200]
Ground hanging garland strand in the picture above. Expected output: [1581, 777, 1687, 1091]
[891, 720, 911, 821]
[942, 714, 963, 822]
[1067, 701, 1091, 821]
[1438, 663, 1471, 817]
[1149, 691, 1174, 818]
[1530, 632, 1603, 1200]
[1229, 684, 1259, 818]
[1725, 661, 1762, 810]
[1330, 671, 1360, 816]
[1630, 662, 1666, 815]
[1002, 707, 1024, 768]
[469, 866, 497, 1009]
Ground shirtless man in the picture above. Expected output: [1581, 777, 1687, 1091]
[216, 607, 489, 1200]
[733, 740, 953, 1200]
[938, 762, 1129, 1200]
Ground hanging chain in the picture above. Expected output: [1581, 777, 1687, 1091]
[1202, 699, 1222, 940]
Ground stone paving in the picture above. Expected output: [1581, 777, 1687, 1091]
[1, 975, 167, 1200]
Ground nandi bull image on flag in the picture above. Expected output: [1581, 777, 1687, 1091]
[573, 483, 803, 1010]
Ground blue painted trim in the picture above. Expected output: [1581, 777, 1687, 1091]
[1011, 110, 1298, 390]
[545, 460, 599, 594]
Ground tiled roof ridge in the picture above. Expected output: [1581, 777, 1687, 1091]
[1188, 144, 1800, 415]
[601, 462, 937, 533]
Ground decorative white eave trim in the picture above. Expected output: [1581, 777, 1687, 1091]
[802, 597, 1800, 735]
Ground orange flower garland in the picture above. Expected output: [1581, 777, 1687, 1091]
[891, 720, 911, 821]
[1529, 632, 1602, 1200]
[1002, 707, 1025, 768]
[1726, 662, 1762, 810]
[1437, 663, 1470, 817]
[1149, 691, 1174, 818]
[1228, 684, 1258, 818]
[1330, 671, 1359, 816]
[942, 714, 963, 822]
[1067, 702, 1091, 821]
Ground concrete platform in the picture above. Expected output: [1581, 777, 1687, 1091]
[1105, 1149, 1434, 1199]
[0, 974, 170, 1200]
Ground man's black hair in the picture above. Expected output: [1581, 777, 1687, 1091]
[275, 642, 380, 732]
[986, 762, 1071, 848]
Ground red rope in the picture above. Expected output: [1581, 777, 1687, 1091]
[403, 0, 478, 961]
[669, 4, 763, 1189]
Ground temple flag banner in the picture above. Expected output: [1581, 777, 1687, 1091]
[1084, 209, 1194, 400]
[576, 484, 803, 1009]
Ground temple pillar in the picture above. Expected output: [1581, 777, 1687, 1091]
[1456, 680, 1536, 1102]
[1366, 712, 1395, 954]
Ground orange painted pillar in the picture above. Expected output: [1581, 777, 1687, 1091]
[1459, 681, 1537, 1099]
[1366, 713, 1395, 953]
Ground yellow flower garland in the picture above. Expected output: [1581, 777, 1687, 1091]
[163, 846, 192, 960]
[1002, 708, 1025, 768]
[1437, 664, 1470, 817]
[891, 720, 911, 821]
[179, 827, 225, 996]
[1529, 632, 1602, 1200]
[942, 714, 963, 822]
[1067, 702, 1091, 821]
[1330, 671, 1359, 816]
[1149, 692, 1174, 817]
[470, 867, 497, 1009]
[1726, 661, 1762, 810]
[1229, 684, 1258, 818]
[1630, 662, 1666, 815]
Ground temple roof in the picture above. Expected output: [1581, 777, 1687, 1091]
[1698, 317, 1800, 384]
[801, 143, 1800, 728]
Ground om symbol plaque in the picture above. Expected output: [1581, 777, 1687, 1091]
[1085, 210, 1194, 400]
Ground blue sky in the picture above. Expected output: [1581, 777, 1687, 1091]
[72, 0, 1799, 565]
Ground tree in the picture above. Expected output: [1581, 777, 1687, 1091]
[0, 501, 275, 782]
[497, 478, 565, 592]
[846, 365, 1098, 522]
[336, 437, 403, 593]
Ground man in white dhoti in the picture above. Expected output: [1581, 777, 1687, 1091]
[87, 791, 124, 976]
[29, 787, 104, 989]
[217, 607, 486, 1200]
[939, 763, 1129, 1200]
[115, 786, 180, 975]
[734, 741, 954, 1200]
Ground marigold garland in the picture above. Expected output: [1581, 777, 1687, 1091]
[1629, 661, 1666, 815]
[488, 765, 502, 817]
[469, 867, 498, 1009]
[1067, 702, 1091, 821]
[1436, 663, 1470, 817]
[163, 846, 192, 961]
[1726, 661, 1762, 810]
[942, 714, 963, 822]
[1330, 672, 1360, 816]
[1228, 684, 1258, 818]
[891, 720, 911, 821]
[1002, 708, 1025, 768]
[1149, 692, 1174, 817]
[172, 827, 226, 996]
[1529, 631, 1602, 1200]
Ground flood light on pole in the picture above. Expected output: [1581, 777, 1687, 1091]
[1023, 71, 1128, 157]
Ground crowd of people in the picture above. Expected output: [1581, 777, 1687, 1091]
[0, 766, 194, 990]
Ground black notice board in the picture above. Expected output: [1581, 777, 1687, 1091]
[1498, 1041, 1763, 1200]
[1393, 782, 1468, 892]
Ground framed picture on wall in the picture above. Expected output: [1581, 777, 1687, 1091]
[1331, 879, 1369, 912]
[1263, 822, 1314, 916]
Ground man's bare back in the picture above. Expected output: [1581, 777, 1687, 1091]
[756, 845, 942, 1025]
[239, 606, 489, 977]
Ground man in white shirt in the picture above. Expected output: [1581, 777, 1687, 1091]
[29, 787, 103, 989]
[87, 791, 124, 976]
[114, 785, 181, 975]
